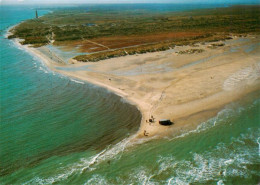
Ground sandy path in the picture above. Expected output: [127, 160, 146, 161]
[83, 39, 110, 50]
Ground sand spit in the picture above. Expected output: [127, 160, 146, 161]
[13, 35, 260, 139]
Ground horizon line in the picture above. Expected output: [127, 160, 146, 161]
[2, 2, 260, 5]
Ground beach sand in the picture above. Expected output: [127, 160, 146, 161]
[14, 35, 260, 139]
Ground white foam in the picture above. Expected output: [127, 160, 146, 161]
[21, 129, 259, 185]
[70, 78, 84, 84]
[155, 128, 259, 184]
[217, 180, 225, 185]
[127, 167, 156, 185]
[169, 110, 222, 140]
[23, 134, 147, 184]
[80, 149, 107, 173]
[84, 174, 108, 185]
[22, 99, 260, 185]
[167, 177, 189, 185]
[38, 66, 49, 74]
[169, 99, 257, 142]
[257, 137, 260, 156]
[224, 159, 234, 165]
[8, 39, 63, 79]
[23, 167, 78, 185]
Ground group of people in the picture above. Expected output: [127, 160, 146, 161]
[146, 115, 155, 124]
[144, 115, 155, 136]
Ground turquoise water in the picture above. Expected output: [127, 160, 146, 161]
[0, 5, 141, 181]
[1, 5, 260, 185]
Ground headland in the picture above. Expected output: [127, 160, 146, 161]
[11, 35, 260, 139]
[8, 5, 260, 139]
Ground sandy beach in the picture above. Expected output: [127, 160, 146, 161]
[14, 35, 260, 139]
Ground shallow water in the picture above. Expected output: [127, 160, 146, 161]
[1, 4, 259, 185]
[0, 5, 141, 178]
[46, 45, 89, 64]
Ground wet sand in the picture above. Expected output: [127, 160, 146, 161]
[14, 35, 260, 139]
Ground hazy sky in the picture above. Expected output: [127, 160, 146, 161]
[1, 0, 260, 4]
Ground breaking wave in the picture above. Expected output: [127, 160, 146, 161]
[20, 99, 260, 185]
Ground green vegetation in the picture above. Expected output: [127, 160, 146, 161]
[8, 5, 260, 62]
[74, 34, 232, 62]
[74, 42, 175, 62]
[177, 49, 204, 55]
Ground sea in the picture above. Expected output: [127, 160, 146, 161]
[0, 4, 259, 185]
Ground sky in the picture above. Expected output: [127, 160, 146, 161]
[1, 0, 260, 4]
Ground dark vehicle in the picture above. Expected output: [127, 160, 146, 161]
[159, 119, 173, 126]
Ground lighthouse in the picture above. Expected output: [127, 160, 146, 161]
[35, 10, 38, 19]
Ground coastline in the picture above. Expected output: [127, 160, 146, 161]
[10, 36, 148, 138]
[9, 29, 260, 139]
[2, 4, 260, 184]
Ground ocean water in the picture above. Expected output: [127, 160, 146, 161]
[1, 5, 260, 185]
[0, 5, 141, 182]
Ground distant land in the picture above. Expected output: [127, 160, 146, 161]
[8, 5, 260, 62]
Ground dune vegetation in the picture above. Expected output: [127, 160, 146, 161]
[9, 5, 260, 62]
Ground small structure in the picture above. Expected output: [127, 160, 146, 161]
[35, 10, 38, 19]
[159, 119, 173, 126]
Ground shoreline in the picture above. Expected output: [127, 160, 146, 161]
[12, 38, 143, 110]
[8, 28, 260, 139]
[2, 5, 260, 184]
[10, 36, 148, 139]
